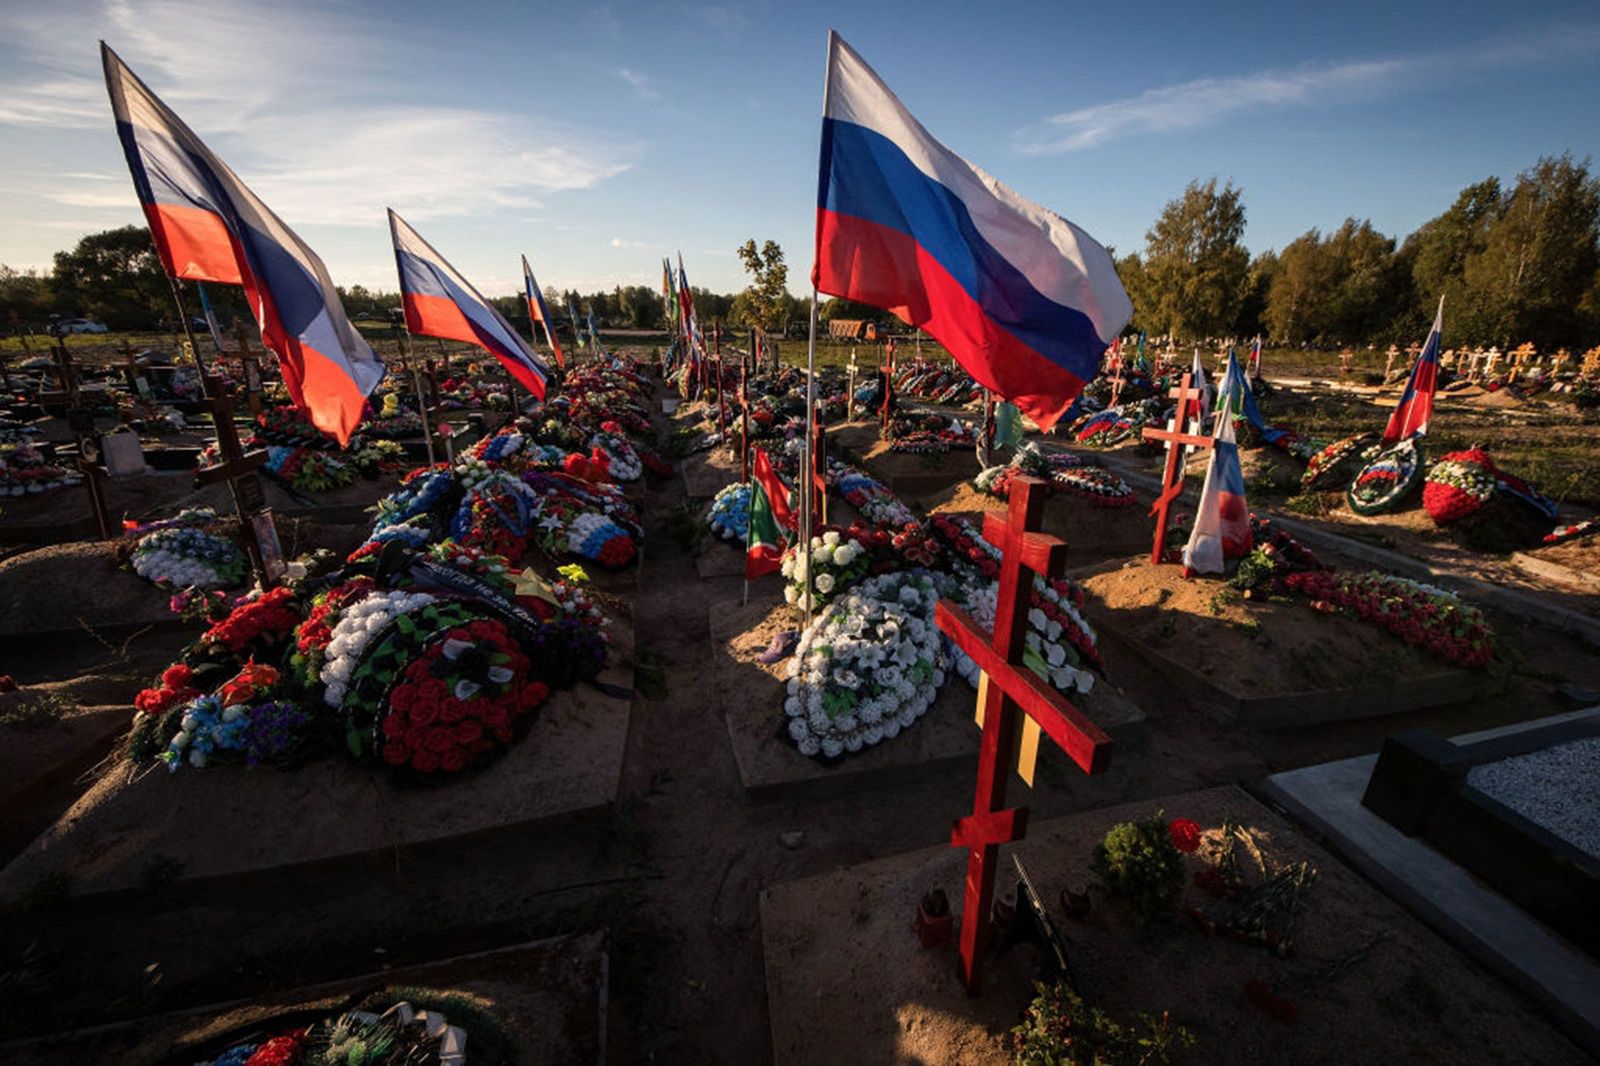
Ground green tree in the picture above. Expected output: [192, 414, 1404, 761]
[1406, 178, 1500, 331]
[734, 238, 789, 332]
[0, 265, 55, 332]
[1461, 154, 1600, 347]
[1264, 230, 1329, 344]
[1141, 179, 1250, 340]
[1320, 219, 1405, 343]
[1235, 250, 1278, 340]
[1113, 252, 1155, 335]
[51, 225, 170, 329]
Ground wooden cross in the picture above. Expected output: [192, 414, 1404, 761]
[44, 334, 114, 540]
[1107, 355, 1126, 408]
[234, 321, 265, 416]
[740, 331, 753, 482]
[195, 373, 277, 585]
[881, 336, 896, 431]
[714, 320, 729, 445]
[810, 403, 828, 527]
[1139, 372, 1213, 565]
[934, 477, 1113, 994]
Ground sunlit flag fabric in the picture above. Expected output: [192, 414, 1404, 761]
[566, 296, 586, 352]
[746, 447, 790, 578]
[1383, 297, 1444, 444]
[101, 43, 383, 445]
[521, 255, 565, 368]
[1214, 348, 1264, 427]
[1183, 415, 1253, 576]
[390, 210, 548, 399]
[812, 32, 1131, 430]
[751, 445, 794, 531]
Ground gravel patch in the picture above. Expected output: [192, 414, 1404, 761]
[1467, 737, 1600, 861]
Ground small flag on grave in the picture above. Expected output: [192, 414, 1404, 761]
[810, 32, 1131, 430]
[746, 451, 788, 579]
[1383, 296, 1444, 444]
[389, 210, 549, 399]
[101, 43, 384, 445]
[521, 255, 565, 368]
[1182, 415, 1253, 576]
[751, 445, 795, 530]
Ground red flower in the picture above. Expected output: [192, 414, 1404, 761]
[382, 740, 410, 765]
[411, 748, 440, 773]
[440, 748, 469, 773]
[425, 726, 457, 753]
[1168, 818, 1202, 853]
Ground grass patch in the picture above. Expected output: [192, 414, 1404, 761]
[630, 649, 672, 701]
[665, 500, 706, 553]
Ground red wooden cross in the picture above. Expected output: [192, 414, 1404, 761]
[934, 476, 1113, 994]
[1138, 372, 1213, 566]
[810, 403, 829, 527]
[739, 337, 751, 482]
[1107, 354, 1126, 408]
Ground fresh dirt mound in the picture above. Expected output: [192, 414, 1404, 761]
[929, 482, 1148, 563]
[1528, 535, 1600, 580]
[1239, 447, 1303, 491]
[0, 540, 179, 636]
[1466, 388, 1528, 409]
[1078, 560, 1471, 699]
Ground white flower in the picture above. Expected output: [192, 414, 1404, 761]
[815, 572, 836, 595]
[821, 738, 843, 758]
[813, 543, 833, 565]
[1046, 643, 1066, 668]
[823, 530, 841, 547]
[1028, 608, 1047, 629]
[798, 736, 821, 757]
[784, 585, 799, 605]
[788, 719, 809, 741]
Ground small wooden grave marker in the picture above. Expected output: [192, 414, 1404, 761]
[1139, 372, 1213, 565]
[934, 477, 1112, 993]
[880, 335, 896, 431]
[194, 373, 276, 585]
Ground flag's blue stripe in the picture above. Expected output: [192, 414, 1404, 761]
[398, 248, 545, 382]
[820, 117, 1106, 381]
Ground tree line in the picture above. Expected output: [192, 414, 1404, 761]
[5, 155, 1598, 350]
[1118, 154, 1600, 350]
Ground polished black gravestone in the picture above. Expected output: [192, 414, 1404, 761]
[1361, 717, 1600, 957]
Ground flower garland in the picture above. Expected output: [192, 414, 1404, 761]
[1346, 438, 1425, 516]
[781, 528, 871, 609]
[1544, 516, 1600, 546]
[783, 571, 948, 760]
[1283, 570, 1495, 667]
[373, 466, 456, 533]
[708, 482, 752, 541]
[1422, 449, 1499, 525]
[130, 526, 247, 590]
[589, 431, 643, 481]
[264, 444, 357, 494]
[1300, 433, 1374, 492]
[1052, 466, 1137, 507]
[946, 577, 1097, 698]
[318, 589, 438, 707]
[0, 443, 82, 496]
[201, 586, 301, 655]
[833, 465, 917, 528]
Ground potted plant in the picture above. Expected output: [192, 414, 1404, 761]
[914, 887, 952, 948]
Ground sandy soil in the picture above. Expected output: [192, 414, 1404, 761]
[761, 785, 1589, 1065]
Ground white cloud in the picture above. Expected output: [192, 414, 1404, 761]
[610, 237, 656, 249]
[616, 67, 660, 100]
[0, 0, 636, 226]
[1017, 20, 1600, 154]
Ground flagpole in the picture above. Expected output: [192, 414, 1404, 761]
[799, 31, 836, 631]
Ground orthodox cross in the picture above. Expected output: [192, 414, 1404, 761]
[1107, 353, 1126, 408]
[194, 372, 278, 585]
[233, 321, 265, 416]
[1139, 372, 1214, 565]
[43, 330, 112, 539]
[934, 476, 1113, 993]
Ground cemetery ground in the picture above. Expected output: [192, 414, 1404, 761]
[2, 353, 1599, 1062]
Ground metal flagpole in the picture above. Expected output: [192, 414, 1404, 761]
[799, 31, 837, 631]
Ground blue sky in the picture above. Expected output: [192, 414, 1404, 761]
[1, 0, 1597, 298]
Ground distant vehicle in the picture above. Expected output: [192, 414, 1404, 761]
[57, 318, 109, 334]
[353, 311, 376, 321]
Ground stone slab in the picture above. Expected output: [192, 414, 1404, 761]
[3, 932, 608, 1066]
[0, 634, 635, 898]
[1263, 708, 1600, 1057]
[760, 784, 1586, 1066]
[711, 596, 1142, 803]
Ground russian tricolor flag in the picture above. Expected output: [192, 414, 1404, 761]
[812, 32, 1131, 430]
[1183, 415, 1253, 576]
[1383, 297, 1444, 444]
[102, 43, 383, 445]
[390, 211, 549, 399]
[522, 255, 565, 369]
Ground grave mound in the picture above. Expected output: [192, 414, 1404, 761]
[1074, 559, 1501, 726]
[759, 785, 1583, 1065]
[929, 482, 1148, 566]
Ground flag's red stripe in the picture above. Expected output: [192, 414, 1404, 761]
[144, 202, 242, 284]
[815, 208, 1085, 429]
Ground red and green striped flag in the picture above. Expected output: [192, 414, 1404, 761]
[746, 446, 791, 578]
